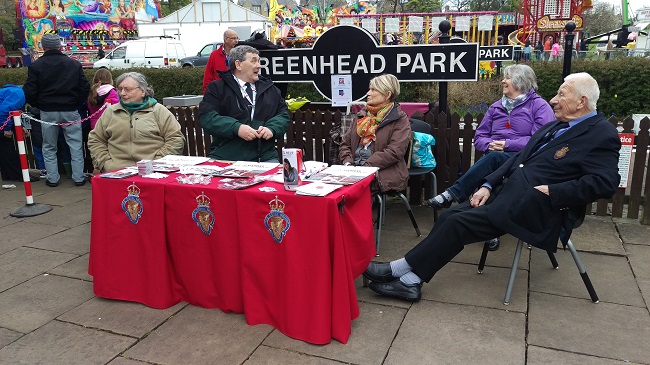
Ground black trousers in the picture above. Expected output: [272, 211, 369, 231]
[0, 131, 22, 181]
[404, 201, 506, 282]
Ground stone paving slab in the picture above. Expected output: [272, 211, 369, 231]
[625, 244, 650, 279]
[28, 222, 91, 255]
[638, 277, 650, 309]
[0, 274, 94, 333]
[530, 249, 645, 307]
[48, 253, 92, 281]
[125, 305, 273, 365]
[0, 320, 135, 365]
[59, 297, 185, 338]
[35, 185, 92, 206]
[528, 292, 650, 364]
[243, 345, 345, 365]
[570, 216, 626, 255]
[26, 198, 91, 228]
[0, 247, 77, 292]
[615, 218, 650, 246]
[263, 301, 407, 365]
[0, 221, 66, 255]
[108, 358, 152, 365]
[527, 345, 645, 365]
[0, 327, 22, 348]
[424, 261, 528, 312]
[383, 301, 526, 365]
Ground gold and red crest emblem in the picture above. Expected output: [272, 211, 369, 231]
[554, 146, 569, 160]
[264, 196, 290, 243]
[192, 192, 215, 235]
[121, 183, 143, 224]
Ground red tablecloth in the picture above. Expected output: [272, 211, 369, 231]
[400, 102, 431, 118]
[89, 167, 375, 344]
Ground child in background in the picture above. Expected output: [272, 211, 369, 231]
[87, 68, 118, 130]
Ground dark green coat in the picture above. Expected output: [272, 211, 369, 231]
[199, 71, 289, 162]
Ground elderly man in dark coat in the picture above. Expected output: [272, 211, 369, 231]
[363, 72, 621, 302]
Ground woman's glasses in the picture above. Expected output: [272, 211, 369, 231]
[117, 86, 139, 93]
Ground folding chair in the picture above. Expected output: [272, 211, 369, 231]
[477, 237, 599, 305]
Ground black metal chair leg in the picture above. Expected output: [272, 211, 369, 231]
[566, 239, 599, 303]
[477, 240, 490, 273]
[395, 193, 421, 236]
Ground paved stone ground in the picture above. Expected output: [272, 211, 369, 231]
[1, 180, 649, 365]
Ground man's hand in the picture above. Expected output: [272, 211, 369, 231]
[237, 125, 259, 141]
[3, 131, 13, 139]
[257, 126, 273, 140]
[534, 185, 549, 195]
[488, 140, 506, 151]
[470, 187, 491, 207]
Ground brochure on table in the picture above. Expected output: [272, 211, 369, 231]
[304, 165, 378, 185]
[155, 155, 211, 166]
[213, 161, 279, 178]
[295, 182, 343, 196]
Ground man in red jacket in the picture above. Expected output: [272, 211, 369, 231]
[202, 29, 239, 93]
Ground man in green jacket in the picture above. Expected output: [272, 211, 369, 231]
[199, 45, 289, 162]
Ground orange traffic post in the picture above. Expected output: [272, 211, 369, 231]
[9, 111, 53, 217]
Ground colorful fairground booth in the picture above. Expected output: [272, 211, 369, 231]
[15, 0, 161, 67]
[268, 0, 592, 53]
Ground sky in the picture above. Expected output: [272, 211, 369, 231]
[596, 0, 647, 14]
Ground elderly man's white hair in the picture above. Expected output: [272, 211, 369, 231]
[564, 72, 599, 111]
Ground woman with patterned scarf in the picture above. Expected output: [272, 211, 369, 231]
[88, 72, 185, 173]
[426, 64, 554, 251]
[339, 74, 411, 193]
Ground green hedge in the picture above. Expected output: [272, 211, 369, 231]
[1, 57, 649, 116]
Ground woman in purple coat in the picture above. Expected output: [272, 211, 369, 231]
[427, 64, 555, 250]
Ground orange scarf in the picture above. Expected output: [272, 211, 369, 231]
[356, 103, 391, 147]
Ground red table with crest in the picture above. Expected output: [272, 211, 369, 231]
[88, 165, 375, 344]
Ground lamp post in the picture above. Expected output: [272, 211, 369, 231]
[562, 21, 576, 81]
[438, 19, 451, 126]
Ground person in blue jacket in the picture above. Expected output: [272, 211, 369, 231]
[0, 84, 27, 181]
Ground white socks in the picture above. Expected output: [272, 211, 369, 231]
[390, 258, 422, 285]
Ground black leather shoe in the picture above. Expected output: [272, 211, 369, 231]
[487, 237, 500, 251]
[426, 195, 452, 209]
[363, 261, 396, 283]
[45, 180, 59, 187]
[369, 279, 422, 302]
[74, 179, 86, 187]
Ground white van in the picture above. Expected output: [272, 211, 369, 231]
[93, 37, 186, 69]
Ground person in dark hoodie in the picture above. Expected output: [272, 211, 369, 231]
[199, 45, 289, 162]
[23, 33, 90, 187]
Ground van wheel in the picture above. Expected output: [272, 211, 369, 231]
[182, 64, 193, 68]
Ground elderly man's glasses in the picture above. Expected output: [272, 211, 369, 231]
[117, 86, 139, 93]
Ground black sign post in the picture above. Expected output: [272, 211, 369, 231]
[437, 20, 452, 125]
[259, 25, 479, 102]
[562, 21, 576, 81]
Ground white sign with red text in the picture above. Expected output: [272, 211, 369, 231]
[618, 133, 634, 188]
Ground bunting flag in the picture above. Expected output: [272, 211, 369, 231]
[269, 0, 280, 21]
[146, 0, 159, 19]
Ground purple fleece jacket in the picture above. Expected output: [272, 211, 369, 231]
[474, 89, 555, 153]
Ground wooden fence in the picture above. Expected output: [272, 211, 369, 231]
[170, 106, 650, 224]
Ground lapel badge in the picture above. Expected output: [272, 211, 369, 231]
[264, 196, 290, 243]
[192, 192, 215, 235]
[121, 183, 143, 224]
[554, 146, 569, 160]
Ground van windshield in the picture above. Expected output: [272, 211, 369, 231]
[112, 47, 126, 59]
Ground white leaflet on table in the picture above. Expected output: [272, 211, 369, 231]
[141, 172, 169, 179]
[179, 165, 225, 175]
[303, 165, 378, 185]
[155, 155, 211, 166]
[295, 182, 343, 196]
